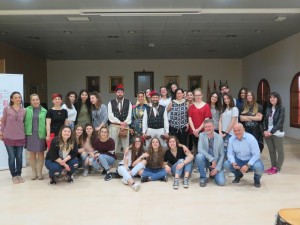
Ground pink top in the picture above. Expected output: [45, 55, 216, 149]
[188, 103, 212, 134]
[0, 106, 26, 146]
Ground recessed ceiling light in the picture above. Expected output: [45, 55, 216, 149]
[183, 44, 190, 47]
[0, 31, 8, 35]
[128, 30, 136, 34]
[107, 35, 119, 39]
[63, 30, 72, 35]
[28, 45, 33, 48]
[28, 36, 40, 40]
[226, 34, 237, 38]
[254, 29, 262, 33]
[67, 16, 90, 22]
[274, 16, 287, 22]
[148, 42, 155, 47]
[192, 30, 200, 34]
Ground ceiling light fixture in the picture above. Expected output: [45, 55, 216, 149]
[67, 16, 90, 22]
[148, 42, 155, 47]
[192, 30, 200, 34]
[63, 30, 72, 34]
[0, 31, 8, 35]
[254, 29, 262, 33]
[128, 30, 136, 34]
[274, 16, 287, 22]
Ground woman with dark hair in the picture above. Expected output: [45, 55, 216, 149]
[219, 93, 238, 151]
[78, 123, 97, 176]
[72, 124, 84, 168]
[90, 92, 108, 132]
[62, 91, 77, 130]
[170, 83, 178, 100]
[141, 138, 168, 182]
[263, 92, 285, 175]
[75, 89, 91, 126]
[93, 126, 116, 181]
[186, 90, 194, 109]
[117, 136, 148, 191]
[46, 93, 68, 149]
[167, 88, 189, 145]
[164, 136, 194, 189]
[188, 88, 212, 153]
[45, 125, 79, 184]
[236, 87, 248, 111]
[0, 91, 26, 184]
[207, 91, 222, 133]
[24, 94, 47, 180]
[240, 91, 264, 152]
[132, 91, 148, 136]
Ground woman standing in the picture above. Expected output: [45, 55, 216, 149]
[46, 93, 68, 149]
[90, 92, 108, 132]
[170, 83, 178, 100]
[236, 87, 248, 111]
[75, 89, 91, 126]
[188, 88, 212, 153]
[24, 94, 47, 180]
[207, 91, 221, 133]
[240, 91, 264, 152]
[132, 91, 148, 136]
[0, 92, 26, 184]
[45, 125, 79, 184]
[167, 88, 189, 145]
[159, 86, 171, 107]
[117, 136, 148, 191]
[164, 136, 194, 189]
[263, 92, 285, 175]
[145, 88, 152, 106]
[141, 138, 168, 182]
[219, 93, 238, 150]
[186, 91, 194, 109]
[62, 91, 77, 130]
[93, 126, 117, 181]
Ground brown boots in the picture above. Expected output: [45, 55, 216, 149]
[30, 158, 44, 180]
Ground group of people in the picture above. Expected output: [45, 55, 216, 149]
[0, 82, 285, 191]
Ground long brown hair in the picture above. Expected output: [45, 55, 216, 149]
[82, 123, 97, 147]
[242, 90, 259, 115]
[131, 136, 144, 163]
[73, 124, 84, 148]
[58, 125, 74, 153]
[147, 138, 164, 168]
[90, 91, 102, 110]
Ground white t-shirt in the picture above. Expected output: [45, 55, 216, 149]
[159, 97, 171, 107]
[221, 107, 239, 135]
[62, 104, 77, 122]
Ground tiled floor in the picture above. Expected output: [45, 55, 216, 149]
[0, 138, 299, 225]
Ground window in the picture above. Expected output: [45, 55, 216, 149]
[257, 79, 270, 111]
[290, 72, 300, 128]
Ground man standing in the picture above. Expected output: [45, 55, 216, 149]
[223, 123, 264, 188]
[108, 84, 132, 154]
[142, 91, 169, 149]
[219, 83, 236, 105]
[195, 119, 226, 187]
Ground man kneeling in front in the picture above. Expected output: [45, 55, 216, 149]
[223, 123, 264, 188]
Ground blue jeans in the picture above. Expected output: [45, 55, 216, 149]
[223, 157, 264, 183]
[223, 133, 231, 153]
[142, 168, 167, 181]
[93, 154, 115, 171]
[45, 158, 79, 177]
[195, 153, 225, 186]
[170, 158, 193, 177]
[5, 145, 23, 177]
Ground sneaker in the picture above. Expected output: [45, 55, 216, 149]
[49, 176, 56, 185]
[132, 182, 141, 191]
[173, 179, 179, 189]
[183, 177, 189, 188]
[267, 167, 278, 175]
[66, 174, 73, 183]
[104, 173, 113, 181]
[199, 178, 207, 187]
[160, 175, 168, 182]
[141, 176, 150, 183]
[101, 169, 107, 175]
[83, 169, 89, 177]
[121, 178, 128, 185]
[232, 173, 244, 183]
[265, 167, 275, 174]
[254, 180, 261, 188]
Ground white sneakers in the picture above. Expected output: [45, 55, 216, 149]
[132, 182, 141, 192]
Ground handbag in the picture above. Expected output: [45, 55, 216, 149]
[118, 128, 128, 138]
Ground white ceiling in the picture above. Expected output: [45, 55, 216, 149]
[1, 0, 300, 60]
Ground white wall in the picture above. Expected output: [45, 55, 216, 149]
[47, 59, 242, 104]
[242, 32, 300, 139]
